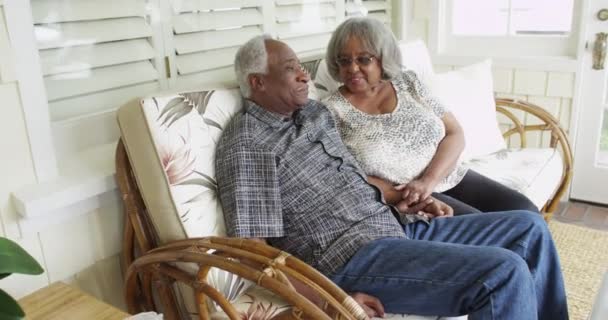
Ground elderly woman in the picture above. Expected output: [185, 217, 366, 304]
[323, 17, 538, 215]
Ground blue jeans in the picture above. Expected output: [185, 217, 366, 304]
[330, 211, 568, 320]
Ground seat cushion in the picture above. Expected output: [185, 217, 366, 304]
[210, 286, 466, 320]
[466, 148, 564, 209]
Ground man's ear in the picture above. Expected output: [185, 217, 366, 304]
[248, 74, 265, 92]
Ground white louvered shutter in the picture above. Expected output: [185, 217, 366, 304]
[32, 0, 164, 123]
[274, 0, 344, 55]
[353, 0, 391, 25]
[166, 0, 266, 90]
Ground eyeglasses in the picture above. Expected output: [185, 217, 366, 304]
[335, 56, 376, 67]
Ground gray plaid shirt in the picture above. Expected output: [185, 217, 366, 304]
[216, 99, 406, 275]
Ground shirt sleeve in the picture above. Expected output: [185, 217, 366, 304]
[216, 141, 284, 239]
[403, 70, 448, 118]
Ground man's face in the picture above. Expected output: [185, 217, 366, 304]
[257, 40, 310, 114]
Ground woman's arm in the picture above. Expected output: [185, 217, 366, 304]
[401, 112, 465, 205]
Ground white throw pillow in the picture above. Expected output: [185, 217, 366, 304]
[429, 59, 506, 161]
[313, 59, 339, 100]
[399, 39, 434, 86]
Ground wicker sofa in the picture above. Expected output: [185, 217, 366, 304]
[115, 43, 572, 320]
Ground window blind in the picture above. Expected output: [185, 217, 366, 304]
[350, 0, 391, 25]
[25, 0, 392, 154]
[32, 0, 162, 122]
[275, 0, 343, 54]
[168, 0, 265, 89]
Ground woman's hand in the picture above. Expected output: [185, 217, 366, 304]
[395, 178, 436, 206]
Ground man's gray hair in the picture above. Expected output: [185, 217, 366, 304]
[326, 17, 402, 82]
[234, 34, 273, 98]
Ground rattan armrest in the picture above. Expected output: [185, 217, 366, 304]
[125, 237, 367, 320]
[494, 98, 573, 217]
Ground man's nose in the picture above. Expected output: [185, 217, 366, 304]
[297, 67, 310, 82]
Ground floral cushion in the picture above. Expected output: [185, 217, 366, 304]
[466, 148, 563, 209]
[119, 88, 254, 317]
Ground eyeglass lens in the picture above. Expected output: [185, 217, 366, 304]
[336, 56, 374, 67]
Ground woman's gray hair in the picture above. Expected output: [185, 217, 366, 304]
[234, 34, 273, 98]
[325, 17, 402, 82]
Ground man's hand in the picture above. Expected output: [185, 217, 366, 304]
[351, 292, 385, 318]
[396, 196, 453, 219]
[419, 197, 454, 218]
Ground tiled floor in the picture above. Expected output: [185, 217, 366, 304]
[553, 201, 608, 231]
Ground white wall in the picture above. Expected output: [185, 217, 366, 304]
[0, 4, 126, 311]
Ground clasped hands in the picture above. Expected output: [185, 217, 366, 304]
[394, 178, 453, 219]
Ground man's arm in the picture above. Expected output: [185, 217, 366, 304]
[246, 238, 384, 319]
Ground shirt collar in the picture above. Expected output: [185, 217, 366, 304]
[245, 99, 313, 128]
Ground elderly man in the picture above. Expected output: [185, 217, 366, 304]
[215, 35, 568, 320]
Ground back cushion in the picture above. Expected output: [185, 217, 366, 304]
[118, 88, 250, 314]
[119, 89, 244, 242]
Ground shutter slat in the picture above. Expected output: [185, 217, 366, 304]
[283, 33, 331, 53]
[45, 61, 158, 101]
[276, 0, 334, 5]
[36, 17, 152, 50]
[174, 66, 235, 91]
[49, 82, 160, 121]
[40, 39, 155, 76]
[173, 8, 263, 34]
[276, 19, 335, 39]
[176, 47, 239, 75]
[173, 25, 261, 54]
[362, 1, 388, 12]
[173, 0, 263, 13]
[275, 4, 336, 23]
[32, 0, 145, 24]
[368, 12, 390, 23]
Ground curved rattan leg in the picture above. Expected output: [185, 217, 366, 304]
[147, 238, 367, 320]
[125, 242, 370, 320]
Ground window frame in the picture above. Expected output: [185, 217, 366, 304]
[4, 0, 58, 182]
[429, 0, 583, 59]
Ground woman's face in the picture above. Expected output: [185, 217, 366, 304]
[337, 36, 383, 94]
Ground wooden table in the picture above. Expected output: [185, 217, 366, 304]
[18, 282, 130, 320]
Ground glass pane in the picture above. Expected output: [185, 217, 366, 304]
[599, 108, 608, 166]
[451, 0, 509, 36]
[511, 0, 573, 35]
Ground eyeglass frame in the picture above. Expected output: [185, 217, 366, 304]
[335, 55, 377, 67]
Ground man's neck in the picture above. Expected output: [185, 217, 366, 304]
[248, 97, 297, 118]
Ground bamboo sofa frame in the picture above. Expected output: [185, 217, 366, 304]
[493, 98, 573, 219]
[115, 98, 572, 319]
[116, 59, 573, 319]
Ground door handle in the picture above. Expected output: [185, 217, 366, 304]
[593, 32, 608, 70]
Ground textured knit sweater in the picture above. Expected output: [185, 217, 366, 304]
[324, 70, 467, 192]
